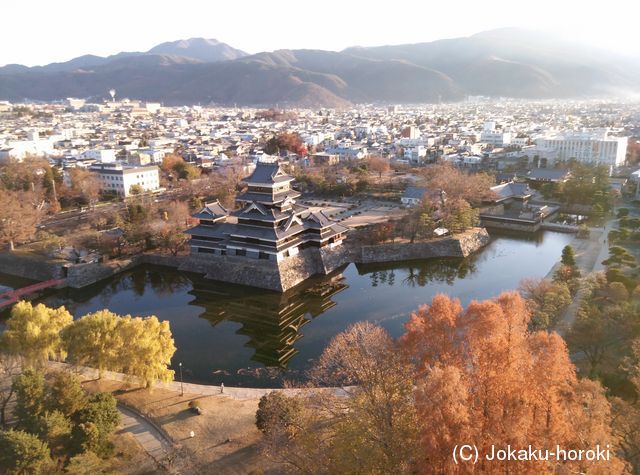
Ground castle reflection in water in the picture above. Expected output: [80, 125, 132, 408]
[186, 256, 475, 371]
[188, 272, 348, 368]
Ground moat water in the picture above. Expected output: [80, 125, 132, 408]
[0, 230, 573, 387]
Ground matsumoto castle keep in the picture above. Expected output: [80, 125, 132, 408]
[181, 160, 350, 291]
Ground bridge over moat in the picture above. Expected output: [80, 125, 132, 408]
[0, 279, 66, 310]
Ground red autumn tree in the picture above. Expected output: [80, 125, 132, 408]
[402, 292, 626, 474]
[265, 132, 307, 156]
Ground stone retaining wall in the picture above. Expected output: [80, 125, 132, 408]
[482, 220, 542, 233]
[0, 253, 185, 290]
[0, 229, 490, 292]
[66, 257, 138, 288]
[179, 253, 285, 291]
[0, 253, 65, 281]
[540, 222, 579, 233]
[357, 228, 490, 264]
[178, 245, 353, 292]
[139, 254, 183, 268]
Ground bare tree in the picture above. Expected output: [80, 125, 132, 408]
[421, 163, 495, 205]
[0, 190, 41, 250]
[69, 168, 101, 209]
[368, 156, 390, 180]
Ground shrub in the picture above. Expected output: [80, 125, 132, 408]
[256, 392, 302, 437]
[617, 208, 629, 218]
[577, 225, 590, 239]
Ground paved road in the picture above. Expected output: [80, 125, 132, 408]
[554, 215, 616, 334]
[118, 404, 173, 463]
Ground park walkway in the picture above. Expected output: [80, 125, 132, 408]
[553, 219, 614, 334]
[49, 361, 351, 401]
[117, 404, 173, 463]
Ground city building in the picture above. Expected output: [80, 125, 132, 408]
[89, 163, 160, 197]
[401, 126, 420, 139]
[480, 121, 512, 146]
[534, 129, 628, 168]
[83, 149, 116, 163]
[0, 135, 56, 162]
[403, 146, 427, 163]
[310, 152, 339, 166]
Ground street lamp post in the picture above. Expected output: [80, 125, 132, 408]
[179, 362, 184, 396]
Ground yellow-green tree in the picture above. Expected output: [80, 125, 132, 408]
[0, 301, 72, 367]
[118, 316, 176, 387]
[62, 310, 176, 387]
[61, 310, 124, 376]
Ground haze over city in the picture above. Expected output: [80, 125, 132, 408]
[3, 0, 640, 67]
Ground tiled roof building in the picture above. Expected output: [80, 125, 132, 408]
[186, 161, 348, 261]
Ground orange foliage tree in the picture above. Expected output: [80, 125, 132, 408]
[402, 292, 626, 474]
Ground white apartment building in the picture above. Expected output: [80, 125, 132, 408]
[354, 124, 372, 138]
[83, 149, 116, 163]
[534, 129, 628, 168]
[480, 122, 512, 146]
[403, 146, 427, 163]
[137, 148, 165, 164]
[302, 132, 326, 146]
[512, 136, 530, 147]
[0, 137, 57, 162]
[65, 98, 86, 109]
[90, 163, 160, 197]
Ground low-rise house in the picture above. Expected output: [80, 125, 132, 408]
[525, 168, 571, 183]
[310, 153, 339, 166]
[401, 186, 428, 207]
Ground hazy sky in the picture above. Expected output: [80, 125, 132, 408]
[3, 0, 640, 66]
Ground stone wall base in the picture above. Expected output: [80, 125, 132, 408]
[356, 228, 490, 264]
[0, 229, 491, 293]
[178, 244, 353, 292]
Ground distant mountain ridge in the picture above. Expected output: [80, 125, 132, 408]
[148, 38, 247, 62]
[0, 38, 247, 74]
[0, 29, 638, 107]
